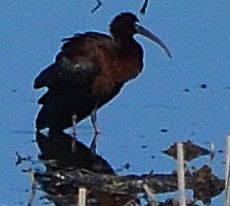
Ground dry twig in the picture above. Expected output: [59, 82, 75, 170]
[91, 0, 102, 13]
[140, 0, 150, 14]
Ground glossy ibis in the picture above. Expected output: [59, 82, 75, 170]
[34, 12, 171, 153]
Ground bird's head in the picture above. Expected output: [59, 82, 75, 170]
[110, 12, 139, 39]
[110, 12, 172, 58]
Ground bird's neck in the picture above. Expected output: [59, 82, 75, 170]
[115, 37, 141, 56]
[114, 35, 134, 45]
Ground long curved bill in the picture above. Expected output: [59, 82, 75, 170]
[135, 24, 172, 58]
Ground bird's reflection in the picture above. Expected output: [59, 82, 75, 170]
[32, 131, 139, 206]
[36, 130, 114, 174]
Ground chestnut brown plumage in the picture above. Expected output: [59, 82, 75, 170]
[34, 12, 171, 153]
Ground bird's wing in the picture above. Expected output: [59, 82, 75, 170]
[33, 32, 109, 90]
[33, 57, 101, 90]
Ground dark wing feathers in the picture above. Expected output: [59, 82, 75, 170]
[61, 32, 109, 43]
[34, 56, 101, 90]
[34, 32, 105, 91]
[33, 63, 58, 89]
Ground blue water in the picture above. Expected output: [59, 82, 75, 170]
[1, 0, 230, 205]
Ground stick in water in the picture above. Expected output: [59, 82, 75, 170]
[225, 136, 230, 206]
[177, 143, 186, 206]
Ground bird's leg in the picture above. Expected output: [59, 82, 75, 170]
[91, 108, 100, 134]
[71, 114, 78, 138]
[71, 114, 78, 153]
[90, 108, 100, 154]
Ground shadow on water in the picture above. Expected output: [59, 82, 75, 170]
[17, 129, 225, 206]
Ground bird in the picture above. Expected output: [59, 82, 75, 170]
[34, 12, 171, 153]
